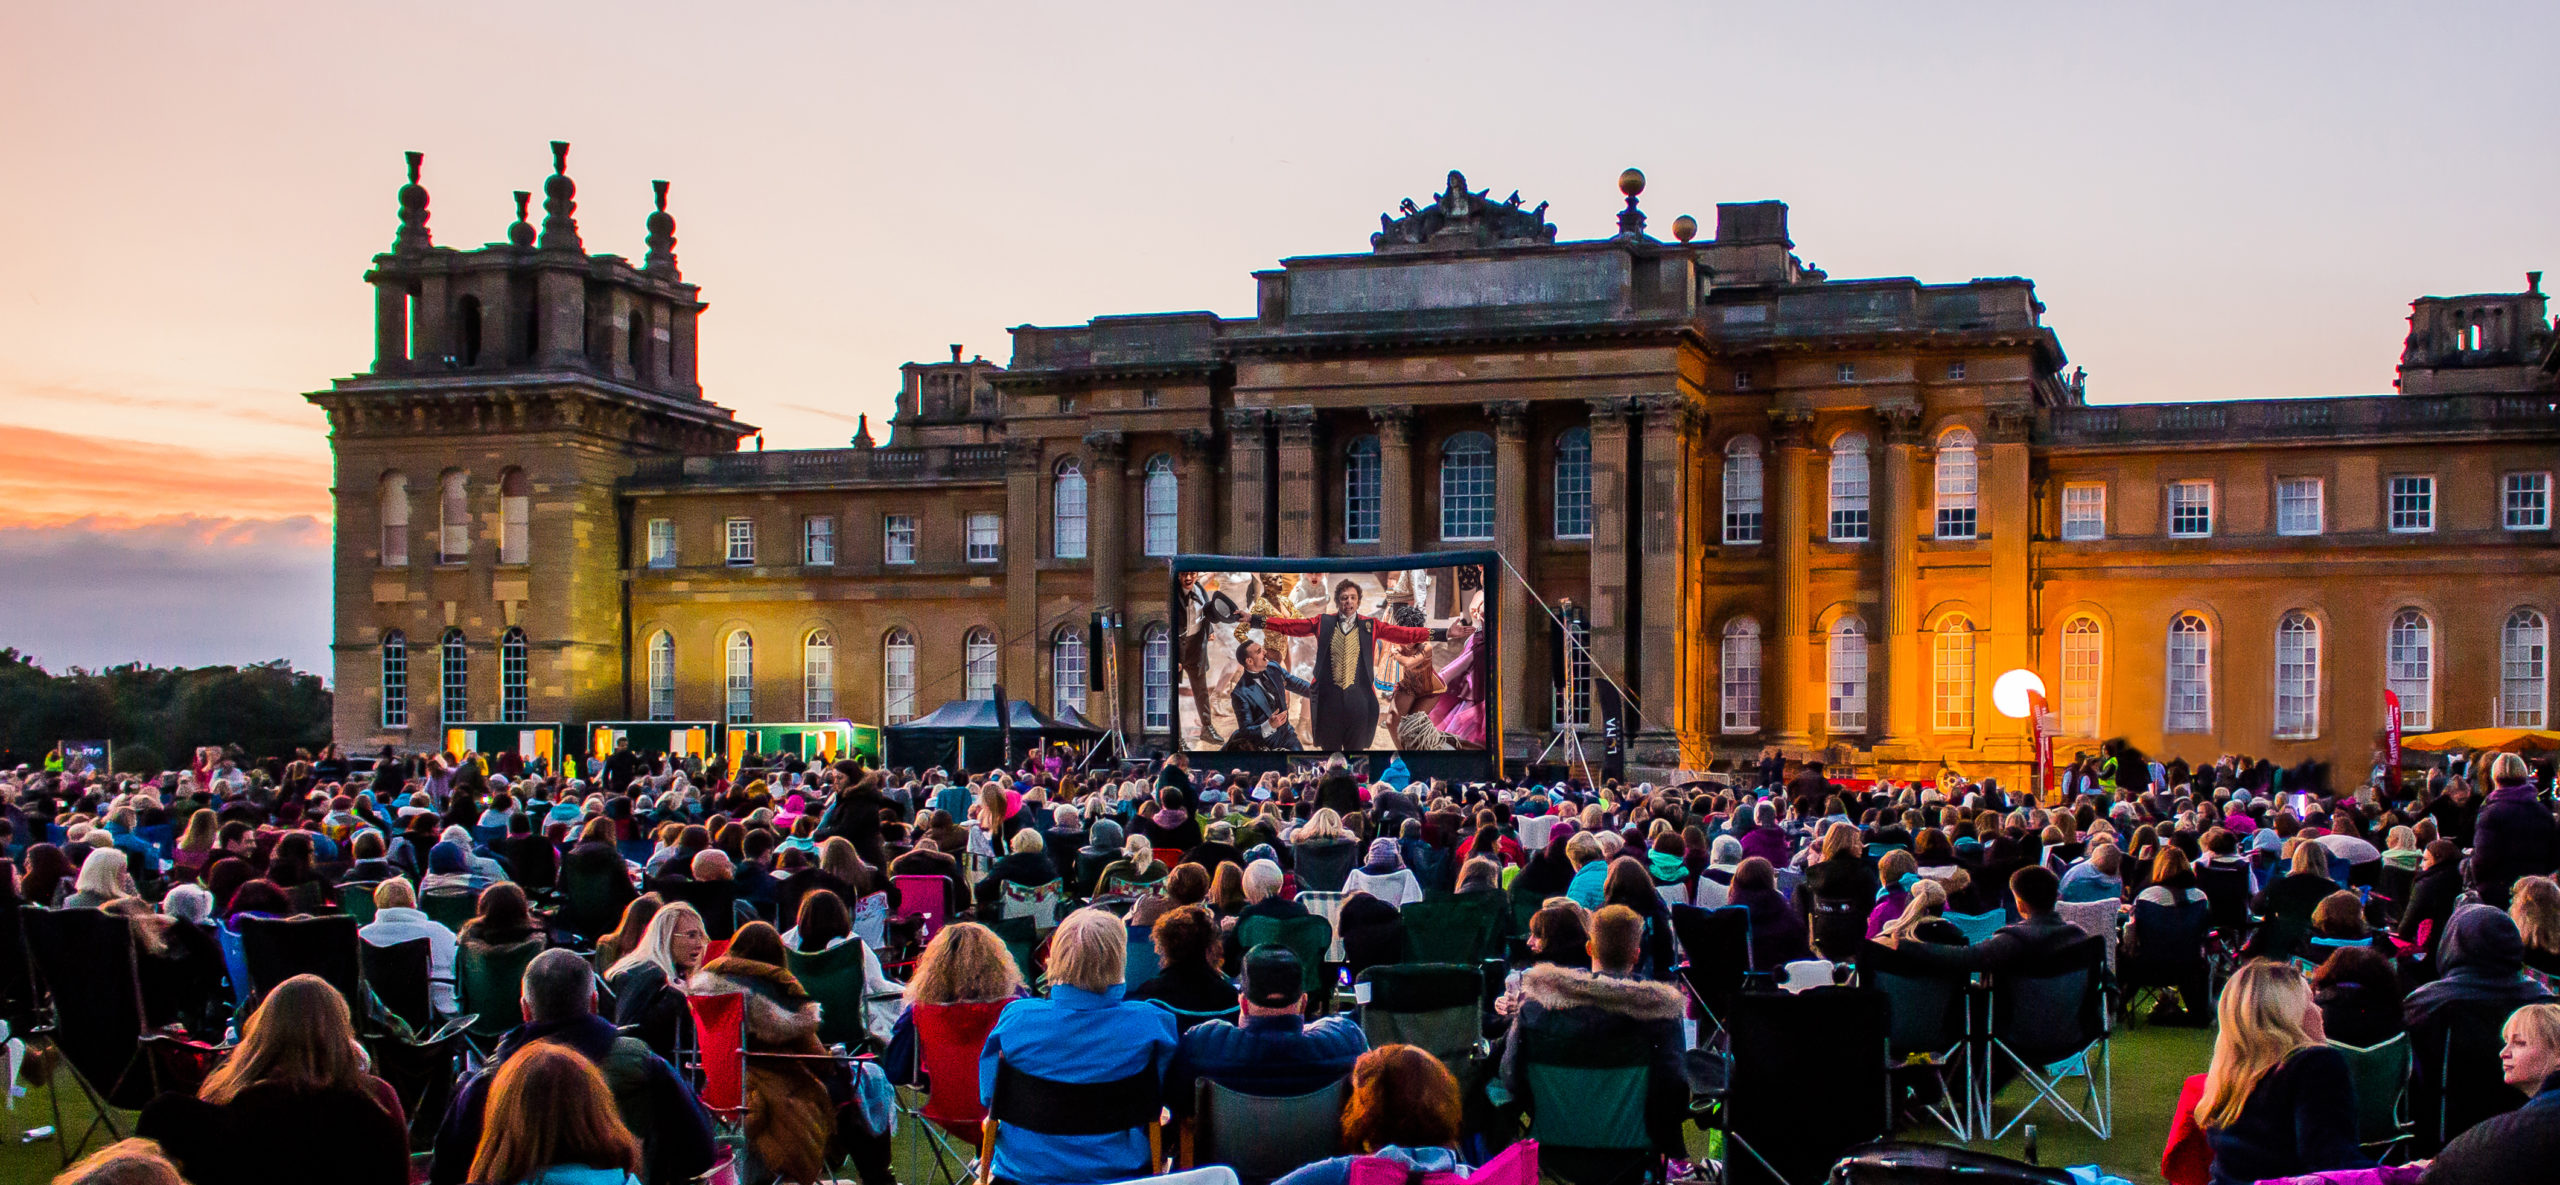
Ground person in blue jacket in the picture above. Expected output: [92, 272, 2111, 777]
[979, 908, 1178, 1185]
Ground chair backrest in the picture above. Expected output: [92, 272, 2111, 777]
[987, 1054, 1164, 1135]
[359, 936, 436, 1032]
[913, 998, 1011, 1128]
[421, 888, 481, 930]
[2198, 863, 2253, 932]
[1294, 839, 1360, 893]
[1125, 921, 1161, 990]
[1359, 963, 1482, 1065]
[20, 906, 153, 1108]
[2410, 995, 2536, 1152]
[1000, 879, 1065, 932]
[1518, 815, 1558, 852]
[2331, 1032, 2413, 1146]
[1195, 1077, 1349, 1185]
[616, 838, 654, 866]
[1727, 986, 1894, 1185]
[1856, 944, 1969, 1058]
[1989, 935, 2106, 1067]
[1671, 904, 1753, 1019]
[1152, 847, 1185, 870]
[457, 938, 546, 1040]
[237, 913, 364, 1013]
[850, 891, 890, 950]
[339, 883, 382, 928]
[1399, 897, 1497, 966]
[1238, 914, 1334, 999]
[558, 863, 633, 938]
[2377, 863, 2417, 919]
[989, 915, 1041, 985]
[1521, 1060, 1651, 1150]
[783, 938, 876, 1048]
[2053, 899, 2122, 972]
[2128, 898, 2212, 959]
[1346, 868, 1421, 908]
[892, 874, 951, 942]
[686, 990, 748, 1114]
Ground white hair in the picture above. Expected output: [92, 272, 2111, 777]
[73, 847, 132, 900]
[163, 883, 214, 923]
[1244, 859, 1283, 902]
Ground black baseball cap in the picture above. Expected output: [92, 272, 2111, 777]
[1242, 944, 1304, 1008]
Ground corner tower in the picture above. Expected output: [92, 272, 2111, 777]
[310, 145, 754, 749]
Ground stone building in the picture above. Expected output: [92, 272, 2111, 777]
[313, 149, 2560, 782]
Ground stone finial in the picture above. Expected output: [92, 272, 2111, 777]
[1671, 214, 1697, 244]
[537, 140, 581, 252]
[1615, 167, 1648, 239]
[506, 190, 535, 248]
[393, 150, 432, 254]
[644, 180, 679, 277]
[851, 414, 876, 449]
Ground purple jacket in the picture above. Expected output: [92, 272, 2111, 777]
[1737, 825, 1791, 868]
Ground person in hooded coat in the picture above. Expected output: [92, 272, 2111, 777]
[2404, 904, 2557, 1032]
[2471, 752, 2560, 911]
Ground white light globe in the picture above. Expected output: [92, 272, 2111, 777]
[1992, 669, 2048, 720]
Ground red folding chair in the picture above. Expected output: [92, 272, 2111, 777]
[903, 998, 1012, 1185]
[1152, 848, 1184, 871]
[891, 874, 953, 973]
[686, 991, 875, 1185]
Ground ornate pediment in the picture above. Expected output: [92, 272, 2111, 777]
[1372, 170, 1557, 253]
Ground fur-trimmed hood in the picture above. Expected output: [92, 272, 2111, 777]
[1519, 963, 1685, 1022]
[687, 962, 822, 1045]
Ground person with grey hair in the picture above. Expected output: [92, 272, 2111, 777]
[1236, 858, 1306, 922]
[427, 947, 714, 1185]
[161, 883, 214, 925]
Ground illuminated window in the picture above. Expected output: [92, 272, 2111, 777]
[1553, 428, 1592, 540]
[1932, 616, 1975, 732]
[1827, 616, 1868, 732]
[1723, 436, 1763, 545]
[380, 631, 408, 728]
[2387, 610, 2432, 731]
[2061, 617, 2101, 737]
[1934, 428, 1977, 540]
[1829, 433, 1870, 542]
[804, 630, 835, 720]
[2166, 613, 2212, 733]
[2504, 609, 2548, 727]
[964, 627, 998, 701]
[1721, 618, 1761, 733]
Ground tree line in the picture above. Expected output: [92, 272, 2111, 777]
[0, 649, 332, 775]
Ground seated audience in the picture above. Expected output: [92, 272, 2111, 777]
[2197, 960, 2372, 1185]
[359, 877, 461, 1014]
[1168, 944, 1367, 1114]
[976, 908, 1178, 1185]
[1273, 1046, 1467, 1185]
[137, 974, 408, 1185]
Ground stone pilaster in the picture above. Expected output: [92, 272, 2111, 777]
[1002, 439, 1046, 700]
[1371, 405, 1415, 554]
[1585, 398, 1637, 713]
[1224, 408, 1269, 556]
[1636, 394, 1697, 754]
[1878, 402, 1924, 755]
[1276, 406, 1321, 556]
[1178, 429, 1217, 555]
[1085, 430, 1127, 731]
[1768, 406, 1816, 749]
[1983, 404, 2038, 761]
[1488, 401, 1533, 746]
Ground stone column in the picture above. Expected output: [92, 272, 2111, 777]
[1224, 408, 1269, 555]
[1003, 440, 1046, 701]
[1372, 405, 1416, 555]
[1585, 398, 1637, 707]
[374, 282, 409, 372]
[1636, 395, 1697, 753]
[1177, 429, 1217, 555]
[536, 266, 586, 367]
[1878, 403, 1924, 756]
[1984, 404, 2037, 764]
[1276, 406, 1321, 556]
[1768, 408, 1816, 749]
[1085, 430, 1127, 732]
[1488, 401, 1533, 746]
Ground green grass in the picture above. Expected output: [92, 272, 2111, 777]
[0, 1075, 131, 1185]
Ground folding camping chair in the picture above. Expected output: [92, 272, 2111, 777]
[978, 1053, 1166, 1185]
[1981, 934, 2112, 1140]
[2332, 1032, 2415, 1160]
[685, 991, 878, 1183]
[891, 873, 954, 971]
[1703, 986, 1894, 1185]
[1668, 904, 1751, 1040]
[1856, 940, 1977, 1141]
[1000, 879, 1065, 934]
[1193, 1078, 1349, 1185]
[20, 907, 163, 1163]
[901, 998, 1009, 1185]
[236, 913, 364, 1013]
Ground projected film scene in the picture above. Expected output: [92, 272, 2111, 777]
[1174, 559, 1488, 754]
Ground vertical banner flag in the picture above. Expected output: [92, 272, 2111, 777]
[2383, 689, 2404, 792]
[2029, 690, 2056, 805]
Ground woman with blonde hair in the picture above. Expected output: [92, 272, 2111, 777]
[64, 848, 137, 910]
[47, 1138, 187, 1185]
[2423, 1001, 2560, 1181]
[170, 809, 220, 880]
[1290, 807, 1348, 843]
[1875, 879, 1962, 946]
[136, 974, 408, 1185]
[467, 1042, 643, 1185]
[604, 902, 708, 1061]
[2512, 875, 2560, 977]
[1094, 831, 1167, 897]
[2196, 960, 2371, 1184]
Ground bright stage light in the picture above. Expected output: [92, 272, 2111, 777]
[1992, 668, 2047, 720]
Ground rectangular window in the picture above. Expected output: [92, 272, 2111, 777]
[884, 515, 917, 564]
[381, 643, 408, 729]
[1829, 449, 1871, 543]
[725, 517, 755, 565]
[1733, 371, 1752, 392]
[2506, 472, 2551, 530]
[1720, 629, 1761, 733]
[2061, 483, 2106, 541]
[1344, 442, 1381, 544]
[2276, 478, 2324, 536]
[2167, 480, 2214, 538]
[1946, 360, 1967, 381]
[1142, 630, 1173, 732]
[966, 513, 1001, 562]
[646, 519, 678, 569]
[2060, 620, 2101, 737]
[1835, 362, 1857, 383]
[2388, 475, 2435, 534]
[802, 515, 836, 565]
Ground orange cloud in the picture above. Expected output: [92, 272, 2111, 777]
[0, 424, 332, 526]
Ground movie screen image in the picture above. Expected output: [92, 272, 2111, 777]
[1173, 558, 1489, 754]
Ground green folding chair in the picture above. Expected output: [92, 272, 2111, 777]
[1194, 1077, 1350, 1185]
[455, 938, 544, 1049]
[786, 938, 882, 1049]
[421, 888, 480, 931]
[1238, 914, 1335, 1010]
[339, 883, 381, 928]
[2333, 1032, 2414, 1159]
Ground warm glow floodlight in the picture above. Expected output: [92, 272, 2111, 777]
[1993, 669, 2047, 720]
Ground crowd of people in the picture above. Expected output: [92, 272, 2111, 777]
[8, 734, 2560, 1185]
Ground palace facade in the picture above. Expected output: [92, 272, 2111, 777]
[312, 147, 2560, 781]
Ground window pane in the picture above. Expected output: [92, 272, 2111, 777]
[1053, 630, 1087, 716]
[441, 630, 468, 726]
[884, 631, 916, 724]
[2061, 617, 2101, 737]
[1721, 619, 1761, 732]
[726, 518, 755, 565]
[1553, 429, 1592, 540]
[2277, 478, 2323, 536]
[1724, 439, 1763, 545]
[1142, 627, 1172, 731]
[1440, 433, 1494, 541]
[2505, 610, 2548, 728]
[381, 632, 408, 728]
[379, 475, 410, 568]
[1829, 435, 1870, 542]
[1827, 618, 1867, 732]
[2274, 613, 2320, 739]
[2389, 475, 2435, 533]
[2061, 484, 2106, 541]
[726, 632, 754, 723]
[2169, 481, 2214, 538]
[2505, 473, 2550, 530]
[804, 516, 836, 565]
[648, 632, 675, 720]
[886, 515, 917, 564]
[1934, 430, 1977, 540]
[1932, 617, 1974, 731]
[1144, 456, 1179, 557]
[647, 519, 678, 568]
[499, 629, 528, 723]
[2387, 611, 2432, 731]
[1054, 463, 1087, 559]
[964, 629, 998, 701]
[967, 514, 1001, 562]
[804, 631, 835, 720]
[2167, 614, 2212, 732]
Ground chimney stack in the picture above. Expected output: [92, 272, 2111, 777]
[949, 344, 963, 363]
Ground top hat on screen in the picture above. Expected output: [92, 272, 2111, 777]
[1204, 590, 1240, 624]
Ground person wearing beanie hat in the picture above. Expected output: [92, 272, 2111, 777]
[1165, 944, 1367, 1115]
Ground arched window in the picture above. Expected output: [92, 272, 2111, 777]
[647, 631, 675, 721]
[803, 630, 835, 720]
[2387, 610, 2433, 732]
[498, 628, 529, 723]
[1143, 454, 1179, 557]
[1933, 615, 1975, 732]
[1344, 436, 1382, 544]
[2166, 613, 2213, 733]
[1053, 627, 1088, 716]
[1440, 432, 1494, 541]
[1829, 433, 1871, 542]
[438, 470, 469, 563]
[1720, 618, 1761, 733]
[457, 295, 483, 367]
[1934, 428, 1978, 540]
[1553, 612, 1591, 729]
[1827, 617, 1868, 732]
[2504, 609, 2549, 727]
[1553, 428, 1592, 540]
[964, 627, 999, 702]
[2274, 612, 2321, 739]
[1723, 436, 1763, 545]
[498, 468, 530, 564]
[378, 472, 410, 567]
[1052, 458, 1087, 560]
[2061, 617, 2102, 737]
[725, 630, 755, 724]
[439, 629, 468, 726]
[1142, 625, 1173, 732]
[883, 629, 917, 724]
[380, 631, 408, 729]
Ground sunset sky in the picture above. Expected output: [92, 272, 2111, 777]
[3, 1, 2555, 675]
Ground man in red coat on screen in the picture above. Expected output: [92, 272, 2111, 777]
[1250, 578, 1473, 753]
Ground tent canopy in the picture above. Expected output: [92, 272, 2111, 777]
[2400, 727, 2560, 754]
[884, 699, 1101, 771]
